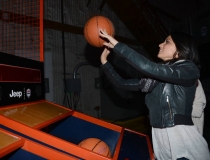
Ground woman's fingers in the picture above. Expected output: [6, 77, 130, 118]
[99, 29, 118, 47]
[100, 29, 107, 34]
[104, 48, 110, 54]
[103, 42, 114, 48]
[100, 48, 110, 64]
[99, 29, 109, 37]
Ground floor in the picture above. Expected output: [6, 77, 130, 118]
[112, 115, 151, 135]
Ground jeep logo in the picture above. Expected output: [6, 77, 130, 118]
[9, 90, 22, 98]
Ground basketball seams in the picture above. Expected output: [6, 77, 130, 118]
[104, 18, 114, 37]
[84, 16, 114, 47]
[106, 149, 110, 157]
[78, 138, 111, 157]
[78, 139, 87, 147]
[94, 141, 110, 156]
[91, 140, 102, 151]
[98, 17, 114, 46]
[95, 16, 101, 47]
[84, 20, 95, 47]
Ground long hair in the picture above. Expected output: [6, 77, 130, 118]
[170, 31, 200, 68]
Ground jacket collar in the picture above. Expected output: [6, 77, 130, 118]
[166, 59, 187, 65]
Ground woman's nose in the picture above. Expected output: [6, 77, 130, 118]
[159, 43, 163, 47]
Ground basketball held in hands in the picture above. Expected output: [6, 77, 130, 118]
[84, 16, 115, 48]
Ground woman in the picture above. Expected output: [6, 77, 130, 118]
[99, 29, 210, 160]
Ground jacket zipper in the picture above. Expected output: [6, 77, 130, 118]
[166, 96, 173, 120]
[161, 84, 164, 128]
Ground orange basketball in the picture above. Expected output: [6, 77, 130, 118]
[78, 138, 111, 157]
[84, 16, 115, 47]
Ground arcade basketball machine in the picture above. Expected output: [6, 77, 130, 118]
[0, 1, 154, 159]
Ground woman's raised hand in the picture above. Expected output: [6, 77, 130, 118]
[99, 29, 118, 48]
[100, 48, 110, 64]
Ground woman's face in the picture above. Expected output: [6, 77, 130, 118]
[158, 35, 178, 61]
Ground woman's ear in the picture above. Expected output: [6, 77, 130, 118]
[175, 51, 179, 58]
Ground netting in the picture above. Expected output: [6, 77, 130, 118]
[0, 0, 43, 62]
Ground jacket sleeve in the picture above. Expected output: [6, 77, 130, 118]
[192, 80, 206, 118]
[101, 62, 159, 92]
[113, 43, 200, 87]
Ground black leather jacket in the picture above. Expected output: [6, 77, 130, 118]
[101, 43, 200, 128]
